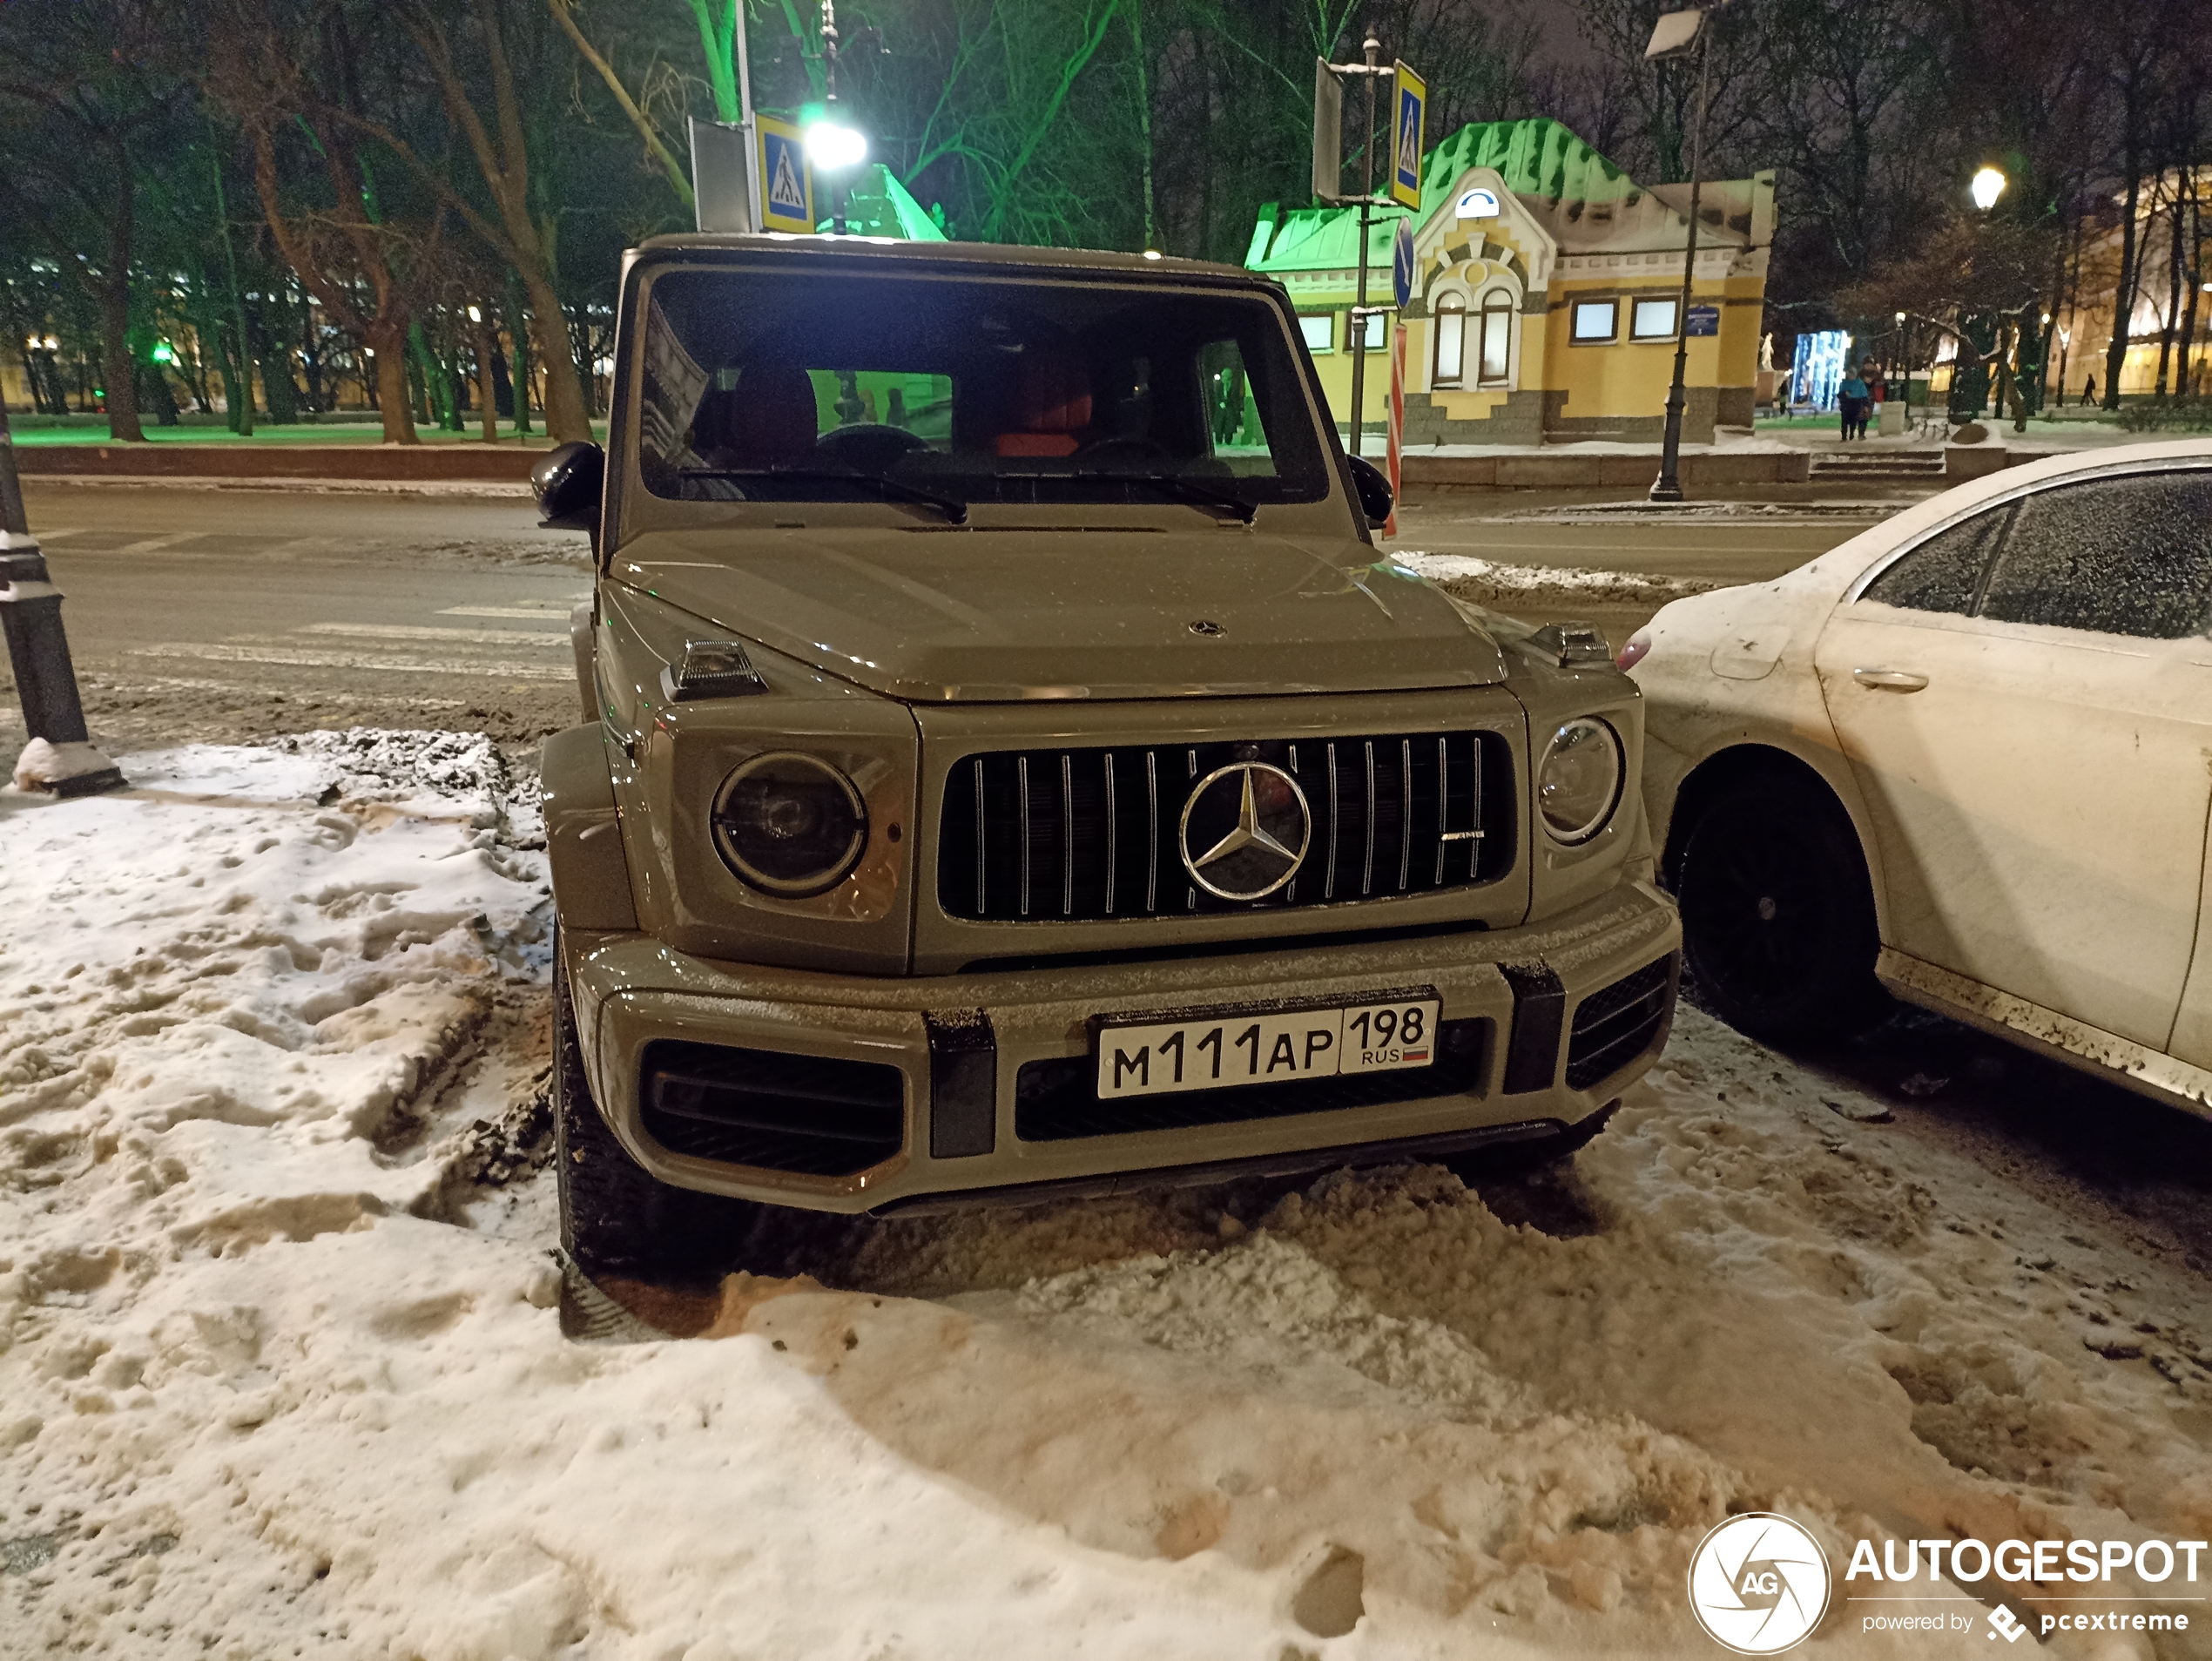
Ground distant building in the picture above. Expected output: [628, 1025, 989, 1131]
[1246, 118, 1773, 445]
[2047, 167, 2209, 402]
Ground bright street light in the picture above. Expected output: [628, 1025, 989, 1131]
[805, 118, 867, 172]
[1970, 166, 2006, 211]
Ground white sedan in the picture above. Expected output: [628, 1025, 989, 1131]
[1622, 438, 2212, 1118]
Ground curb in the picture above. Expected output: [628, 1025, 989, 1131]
[22, 474, 534, 498]
[14, 442, 543, 484]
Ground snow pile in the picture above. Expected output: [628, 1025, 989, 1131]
[3, 739, 2205, 1658]
[1393, 550, 1722, 609]
[10, 737, 121, 794]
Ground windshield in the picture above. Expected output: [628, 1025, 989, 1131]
[633, 266, 1332, 513]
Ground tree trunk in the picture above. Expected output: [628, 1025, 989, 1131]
[2104, 165, 2142, 409]
[503, 272, 532, 435]
[98, 279, 145, 442]
[529, 269, 591, 440]
[367, 322, 420, 444]
[473, 307, 498, 442]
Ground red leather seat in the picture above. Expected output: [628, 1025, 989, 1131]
[695, 366, 818, 467]
[995, 349, 1091, 458]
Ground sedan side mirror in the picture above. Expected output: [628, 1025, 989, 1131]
[1345, 453, 1393, 529]
[532, 442, 605, 533]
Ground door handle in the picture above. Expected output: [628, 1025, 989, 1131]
[1852, 666, 1929, 692]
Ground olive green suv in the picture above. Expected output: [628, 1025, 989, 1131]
[532, 233, 1680, 1276]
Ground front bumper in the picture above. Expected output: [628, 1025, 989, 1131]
[563, 880, 1680, 1214]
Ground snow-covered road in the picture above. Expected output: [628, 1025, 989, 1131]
[3, 739, 2206, 1659]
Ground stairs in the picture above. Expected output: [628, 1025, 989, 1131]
[1808, 449, 1948, 483]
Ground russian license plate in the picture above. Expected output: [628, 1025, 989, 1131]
[1095, 996, 1442, 1099]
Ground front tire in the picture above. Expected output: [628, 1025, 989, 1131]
[554, 947, 770, 1280]
[1674, 775, 1883, 1041]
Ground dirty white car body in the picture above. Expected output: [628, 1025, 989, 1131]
[1628, 438, 2212, 1117]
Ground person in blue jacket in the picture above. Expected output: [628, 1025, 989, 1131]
[1838, 368, 1869, 441]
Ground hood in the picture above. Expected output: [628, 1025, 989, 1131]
[611, 527, 1509, 701]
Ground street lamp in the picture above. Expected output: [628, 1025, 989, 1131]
[1645, 2, 1730, 503]
[804, 117, 867, 172]
[1970, 166, 2006, 212]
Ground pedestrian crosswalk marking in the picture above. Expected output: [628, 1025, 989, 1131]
[132, 643, 570, 681]
[437, 603, 584, 620]
[300, 623, 567, 646]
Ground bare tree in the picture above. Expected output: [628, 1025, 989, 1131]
[333, 0, 594, 442]
[0, 1, 173, 442]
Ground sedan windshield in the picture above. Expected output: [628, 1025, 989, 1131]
[634, 265, 1332, 513]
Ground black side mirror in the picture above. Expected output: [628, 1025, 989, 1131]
[532, 442, 604, 532]
[1345, 453, 1393, 529]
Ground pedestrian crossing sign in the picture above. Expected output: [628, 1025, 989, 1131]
[756, 114, 814, 234]
[1390, 63, 1426, 209]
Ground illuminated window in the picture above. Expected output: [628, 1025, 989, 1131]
[1298, 314, 1334, 353]
[1571, 299, 1618, 342]
[1433, 294, 1466, 385]
[1353, 310, 1388, 351]
[1631, 298, 1678, 340]
[1478, 293, 1513, 383]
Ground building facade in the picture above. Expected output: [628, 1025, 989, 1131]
[2046, 167, 2209, 402]
[1247, 118, 1773, 446]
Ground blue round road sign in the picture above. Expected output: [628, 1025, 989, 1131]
[1392, 220, 1415, 311]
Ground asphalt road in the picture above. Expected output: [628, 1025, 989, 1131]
[7, 483, 593, 757]
[5, 481, 1888, 761]
[6, 477, 2204, 1273]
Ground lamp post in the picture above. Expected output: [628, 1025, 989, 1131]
[806, 0, 870, 233]
[1894, 310, 1911, 425]
[1646, 3, 1729, 503]
[1346, 26, 1383, 460]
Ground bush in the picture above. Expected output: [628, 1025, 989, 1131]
[2117, 395, 2212, 433]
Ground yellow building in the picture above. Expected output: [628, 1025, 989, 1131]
[1247, 118, 1774, 445]
[2047, 167, 2210, 402]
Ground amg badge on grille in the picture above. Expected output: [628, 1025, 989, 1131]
[1178, 763, 1311, 901]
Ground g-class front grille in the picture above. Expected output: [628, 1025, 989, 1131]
[938, 732, 1514, 922]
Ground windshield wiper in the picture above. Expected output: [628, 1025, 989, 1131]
[680, 466, 968, 524]
[1074, 469, 1258, 523]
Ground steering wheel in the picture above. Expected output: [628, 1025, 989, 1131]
[1070, 435, 1175, 466]
[817, 423, 928, 473]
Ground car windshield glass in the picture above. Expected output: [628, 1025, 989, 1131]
[634, 266, 1331, 510]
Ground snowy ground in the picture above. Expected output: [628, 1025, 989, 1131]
[3, 737, 2208, 1659]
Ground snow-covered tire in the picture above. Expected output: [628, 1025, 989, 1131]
[554, 948, 771, 1280]
[1674, 775, 1884, 1041]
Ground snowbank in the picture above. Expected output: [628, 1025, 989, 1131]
[3, 737, 2204, 1658]
[1393, 551, 1721, 610]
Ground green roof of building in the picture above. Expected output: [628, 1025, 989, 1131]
[1247, 116, 1636, 273]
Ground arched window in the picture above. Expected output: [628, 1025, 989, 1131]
[1478, 292, 1514, 384]
[1432, 294, 1467, 387]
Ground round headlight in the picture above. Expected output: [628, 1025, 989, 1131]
[712, 752, 868, 896]
[1536, 718, 1623, 845]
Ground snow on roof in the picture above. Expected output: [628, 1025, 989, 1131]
[1250, 116, 1770, 273]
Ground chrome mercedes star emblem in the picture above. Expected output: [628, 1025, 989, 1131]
[1178, 762, 1312, 901]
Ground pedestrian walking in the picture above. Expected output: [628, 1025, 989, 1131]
[2080, 374, 2096, 406]
[1863, 364, 1886, 437]
[1838, 368, 1869, 441]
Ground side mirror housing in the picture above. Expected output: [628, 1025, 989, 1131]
[532, 442, 605, 532]
[1345, 453, 1393, 529]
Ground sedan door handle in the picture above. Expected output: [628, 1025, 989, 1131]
[1852, 666, 1929, 692]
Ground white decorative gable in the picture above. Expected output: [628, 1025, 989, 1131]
[1413, 167, 1558, 294]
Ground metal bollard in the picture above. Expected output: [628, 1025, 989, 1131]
[0, 403, 123, 796]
